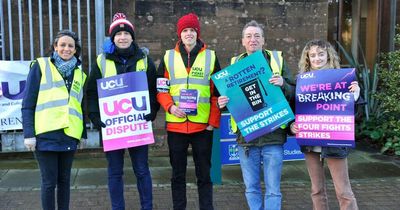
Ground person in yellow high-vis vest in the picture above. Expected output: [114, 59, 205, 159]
[86, 13, 159, 210]
[22, 30, 87, 210]
[217, 20, 296, 210]
[156, 13, 222, 210]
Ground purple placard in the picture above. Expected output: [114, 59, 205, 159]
[178, 89, 198, 115]
[97, 71, 149, 98]
[97, 72, 154, 151]
[295, 68, 356, 147]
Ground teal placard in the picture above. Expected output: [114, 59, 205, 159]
[212, 51, 294, 142]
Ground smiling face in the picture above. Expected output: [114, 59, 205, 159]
[308, 45, 328, 70]
[181, 28, 197, 49]
[242, 26, 265, 55]
[54, 36, 76, 61]
[113, 31, 133, 49]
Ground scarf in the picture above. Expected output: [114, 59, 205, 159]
[115, 43, 136, 58]
[52, 52, 77, 78]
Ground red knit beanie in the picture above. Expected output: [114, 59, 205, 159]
[176, 13, 200, 39]
[109, 12, 135, 41]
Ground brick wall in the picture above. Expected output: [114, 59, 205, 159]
[1, 1, 329, 153]
[110, 0, 329, 152]
[128, 0, 329, 68]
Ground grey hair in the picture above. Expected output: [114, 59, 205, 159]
[242, 20, 264, 38]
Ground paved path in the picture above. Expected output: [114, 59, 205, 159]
[1, 144, 399, 210]
[1, 178, 399, 210]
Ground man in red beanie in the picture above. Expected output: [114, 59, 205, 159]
[157, 13, 222, 210]
[87, 12, 159, 210]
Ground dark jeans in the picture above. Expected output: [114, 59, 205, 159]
[167, 130, 214, 210]
[34, 150, 75, 210]
[105, 145, 152, 210]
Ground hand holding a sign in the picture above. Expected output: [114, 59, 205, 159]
[290, 122, 299, 134]
[170, 105, 187, 118]
[217, 96, 229, 109]
[349, 81, 360, 100]
[144, 113, 157, 121]
[268, 75, 284, 87]
[88, 113, 106, 129]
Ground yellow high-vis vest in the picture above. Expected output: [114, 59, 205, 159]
[96, 53, 147, 77]
[229, 50, 286, 133]
[164, 49, 216, 123]
[34, 57, 86, 140]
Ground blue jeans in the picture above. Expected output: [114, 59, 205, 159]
[34, 150, 75, 210]
[238, 145, 283, 210]
[105, 145, 152, 210]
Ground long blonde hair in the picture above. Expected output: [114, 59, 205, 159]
[298, 39, 340, 74]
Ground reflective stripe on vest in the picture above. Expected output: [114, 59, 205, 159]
[164, 49, 216, 123]
[96, 53, 147, 77]
[231, 50, 283, 75]
[34, 57, 86, 139]
[230, 50, 285, 132]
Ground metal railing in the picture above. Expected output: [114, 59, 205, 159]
[0, 0, 110, 152]
[0, 0, 107, 73]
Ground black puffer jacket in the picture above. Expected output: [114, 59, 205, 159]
[86, 42, 159, 127]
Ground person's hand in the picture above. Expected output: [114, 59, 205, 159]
[206, 125, 214, 131]
[217, 96, 229, 109]
[290, 122, 299, 134]
[169, 105, 186, 118]
[348, 81, 360, 92]
[269, 75, 283, 86]
[349, 81, 360, 100]
[92, 117, 106, 128]
[88, 113, 106, 129]
[79, 139, 87, 149]
[24, 137, 36, 151]
[144, 113, 156, 122]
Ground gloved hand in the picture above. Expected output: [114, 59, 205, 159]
[24, 137, 36, 151]
[144, 113, 156, 122]
[88, 113, 106, 129]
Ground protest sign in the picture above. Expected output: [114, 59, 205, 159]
[295, 68, 356, 147]
[0, 61, 30, 130]
[97, 71, 154, 151]
[218, 113, 303, 165]
[212, 51, 294, 142]
[178, 89, 199, 115]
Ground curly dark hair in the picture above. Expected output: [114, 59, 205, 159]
[51, 30, 81, 58]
